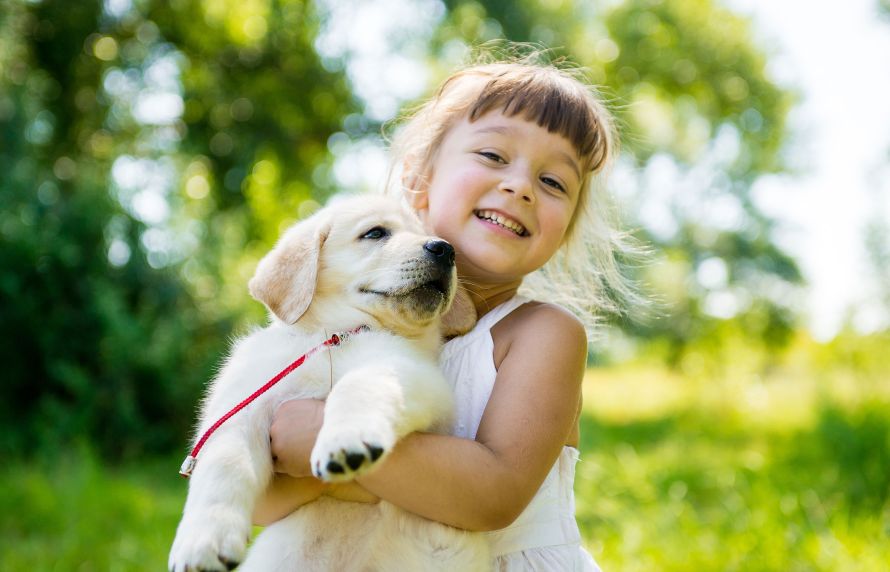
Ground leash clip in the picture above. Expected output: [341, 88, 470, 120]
[179, 455, 196, 478]
[329, 324, 371, 346]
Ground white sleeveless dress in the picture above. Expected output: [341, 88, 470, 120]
[440, 296, 602, 571]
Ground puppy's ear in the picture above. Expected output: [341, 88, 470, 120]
[249, 213, 330, 324]
[440, 286, 477, 338]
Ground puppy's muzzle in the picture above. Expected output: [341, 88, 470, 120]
[420, 240, 455, 297]
[423, 240, 455, 271]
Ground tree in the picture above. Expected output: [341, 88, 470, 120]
[0, 0, 802, 458]
[1, 0, 210, 458]
[0, 0, 356, 458]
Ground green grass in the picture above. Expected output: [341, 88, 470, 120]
[577, 360, 890, 571]
[3, 336, 888, 571]
[0, 448, 186, 571]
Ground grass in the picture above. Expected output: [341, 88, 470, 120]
[577, 357, 890, 571]
[0, 449, 186, 571]
[2, 336, 888, 571]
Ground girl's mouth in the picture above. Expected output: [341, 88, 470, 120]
[474, 210, 528, 236]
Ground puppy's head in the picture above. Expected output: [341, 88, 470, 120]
[249, 195, 457, 336]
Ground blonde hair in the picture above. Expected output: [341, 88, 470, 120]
[386, 48, 640, 334]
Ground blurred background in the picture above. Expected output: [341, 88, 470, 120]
[1, 0, 888, 570]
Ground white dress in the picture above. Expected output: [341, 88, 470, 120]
[440, 296, 602, 572]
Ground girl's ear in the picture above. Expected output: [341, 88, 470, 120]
[406, 186, 429, 211]
[248, 211, 331, 324]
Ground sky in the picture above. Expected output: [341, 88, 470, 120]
[728, 0, 890, 339]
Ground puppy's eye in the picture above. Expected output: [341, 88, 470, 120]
[360, 226, 389, 240]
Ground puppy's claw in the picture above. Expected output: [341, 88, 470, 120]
[312, 423, 394, 481]
[345, 451, 365, 471]
[366, 443, 384, 462]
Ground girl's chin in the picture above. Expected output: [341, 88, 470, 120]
[456, 255, 528, 284]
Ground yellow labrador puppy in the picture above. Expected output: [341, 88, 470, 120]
[169, 194, 488, 571]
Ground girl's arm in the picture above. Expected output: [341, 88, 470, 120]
[254, 476, 380, 525]
[254, 399, 328, 525]
[254, 401, 382, 525]
[270, 303, 586, 532]
[253, 475, 326, 525]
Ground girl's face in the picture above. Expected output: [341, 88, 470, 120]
[411, 111, 583, 287]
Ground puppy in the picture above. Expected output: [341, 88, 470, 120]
[169, 195, 489, 571]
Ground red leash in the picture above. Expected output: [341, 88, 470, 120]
[179, 325, 370, 478]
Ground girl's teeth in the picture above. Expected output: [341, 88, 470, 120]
[475, 210, 526, 235]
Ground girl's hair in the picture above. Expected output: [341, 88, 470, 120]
[386, 47, 640, 334]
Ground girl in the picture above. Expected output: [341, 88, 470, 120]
[256, 52, 633, 571]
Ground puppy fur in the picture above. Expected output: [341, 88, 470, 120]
[168, 195, 489, 571]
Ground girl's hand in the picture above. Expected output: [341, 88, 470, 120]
[270, 398, 325, 477]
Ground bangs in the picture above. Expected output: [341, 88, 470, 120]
[465, 70, 609, 172]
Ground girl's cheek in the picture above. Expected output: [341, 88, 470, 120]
[421, 216, 436, 235]
[417, 207, 447, 238]
[425, 209, 455, 243]
[426, 213, 445, 237]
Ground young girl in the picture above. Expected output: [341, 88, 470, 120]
[256, 52, 633, 571]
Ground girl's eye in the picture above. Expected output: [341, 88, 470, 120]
[360, 226, 389, 240]
[478, 151, 505, 163]
[541, 176, 566, 193]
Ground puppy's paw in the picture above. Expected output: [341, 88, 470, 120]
[311, 419, 395, 482]
[169, 508, 250, 572]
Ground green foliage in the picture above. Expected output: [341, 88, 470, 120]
[0, 446, 185, 570]
[0, 0, 362, 458]
[596, 0, 800, 356]
[0, 0, 227, 459]
[1, 3, 886, 567]
[576, 406, 890, 570]
[602, 0, 790, 173]
[135, 0, 358, 322]
[0, 0, 874, 471]
[3, 344, 888, 570]
[578, 334, 890, 570]
[0, 176, 223, 458]
[799, 403, 890, 513]
[621, 241, 799, 369]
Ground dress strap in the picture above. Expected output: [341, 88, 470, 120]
[475, 295, 530, 331]
[442, 295, 531, 356]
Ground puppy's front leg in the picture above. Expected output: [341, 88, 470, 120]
[169, 421, 272, 572]
[311, 359, 453, 482]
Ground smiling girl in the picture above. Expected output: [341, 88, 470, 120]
[259, 51, 635, 571]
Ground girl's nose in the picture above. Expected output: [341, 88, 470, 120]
[498, 172, 535, 204]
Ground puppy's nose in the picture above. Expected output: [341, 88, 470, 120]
[424, 240, 455, 267]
